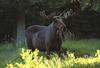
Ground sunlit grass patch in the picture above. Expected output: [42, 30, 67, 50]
[62, 39, 100, 57]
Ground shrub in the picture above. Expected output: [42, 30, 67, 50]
[6, 49, 100, 68]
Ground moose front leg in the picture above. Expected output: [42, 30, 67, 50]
[55, 40, 62, 57]
[56, 45, 61, 57]
[26, 35, 35, 51]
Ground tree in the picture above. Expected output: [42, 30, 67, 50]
[0, 0, 34, 42]
[0, 0, 100, 42]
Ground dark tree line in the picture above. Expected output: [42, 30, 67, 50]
[0, 0, 100, 42]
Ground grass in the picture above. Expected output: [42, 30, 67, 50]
[0, 39, 100, 68]
[62, 39, 100, 57]
[0, 42, 26, 68]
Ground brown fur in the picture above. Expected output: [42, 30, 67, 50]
[25, 18, 66, 58]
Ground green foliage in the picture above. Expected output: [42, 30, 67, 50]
[0, 0, 100, 20]
[0, 39, 100, 68]
[80, 0, 100, 11]
[6, 49, 100, 68]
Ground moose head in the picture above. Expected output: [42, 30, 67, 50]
[40, 9, 73, 31]
[39, 9, 73, 40]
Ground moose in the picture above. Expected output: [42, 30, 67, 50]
[25, 10, 73, 58]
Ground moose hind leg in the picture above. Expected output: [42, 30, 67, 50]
[27, 39, 35, 51]
[46, 46, 50, 59]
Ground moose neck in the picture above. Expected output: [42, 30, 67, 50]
[48, 22, 59, 37]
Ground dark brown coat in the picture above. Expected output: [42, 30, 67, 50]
[25, 17, 66, 58]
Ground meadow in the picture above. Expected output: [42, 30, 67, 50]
[0, 39, 100, 68]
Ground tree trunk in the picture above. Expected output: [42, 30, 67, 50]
[16, 15, 25, 42]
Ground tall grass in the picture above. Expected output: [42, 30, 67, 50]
[0, 39, 100, 68]
[6, 49, 100, 68]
